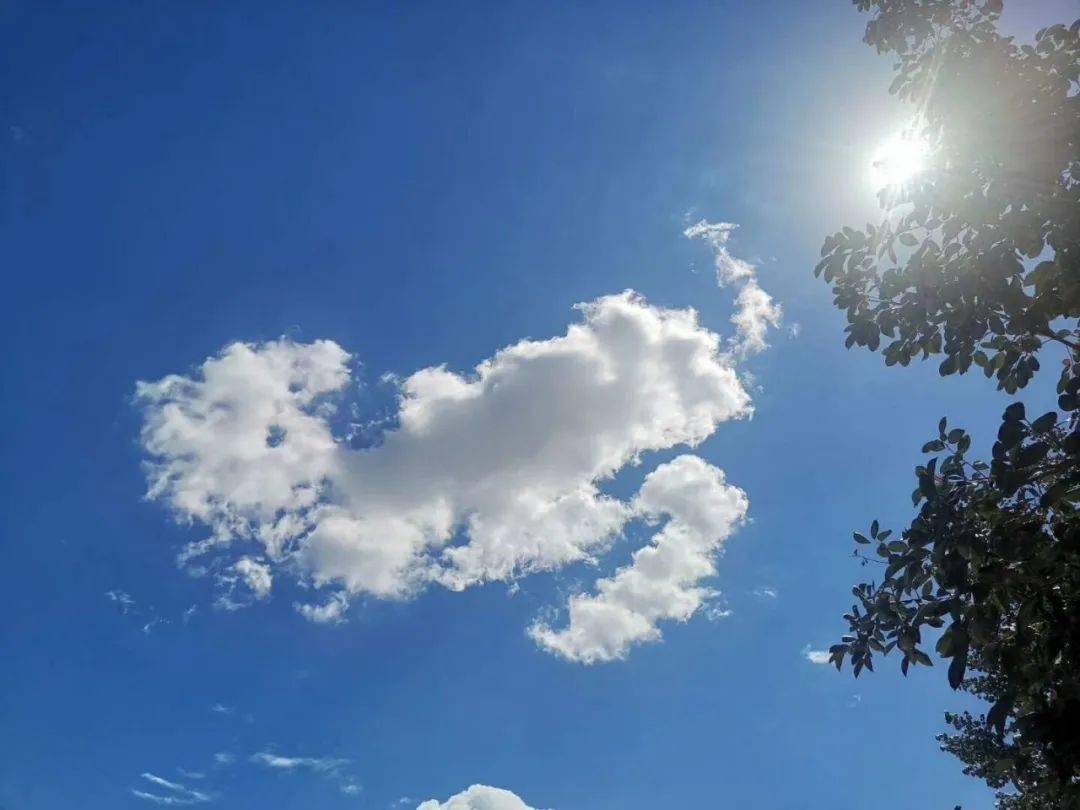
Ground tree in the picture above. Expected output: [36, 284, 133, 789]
[814, 2, 1080, 805]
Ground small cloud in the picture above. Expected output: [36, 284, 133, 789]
[703, 605, 734, 622]
[210, 704, 233, 715]
[142, 617, 167, 634]
[684, 219, 782, 356]
[752, 586, 778, 600]
[132, 773, 211, 805]
[802, 644, 831, 665]
[106, 590, 135, 614]
[234, 557, 272, 599]
[787, 323, 801, 339]
[703, 595, 734, 622]
[177, 769, 205, 780]
[249, 751, 359, 795]
[182, 605, 198, 624]
[214, 558, 273, 612]
[249, 751, 349, 774]
[294, 592, 349, 625]
[846, 693, 862, 709]
[213, 753, 235, 766]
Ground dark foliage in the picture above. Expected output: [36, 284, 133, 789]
[817, 1, 1080, 805]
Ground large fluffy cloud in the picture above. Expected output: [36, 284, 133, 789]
[417, 785, 540, 810]
[138, 239, 772, 660]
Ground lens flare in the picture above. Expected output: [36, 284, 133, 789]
[871, 134, 928, 188]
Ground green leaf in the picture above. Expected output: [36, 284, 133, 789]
[1031, 411, 1057, 433]
[948, 646, 968, 689]
[1004, 402, 1026, 422]
[986, 692, 1015, 738]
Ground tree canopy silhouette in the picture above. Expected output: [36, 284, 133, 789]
[816, 2, 1079, 806]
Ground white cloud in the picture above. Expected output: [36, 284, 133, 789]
[210, 704, 233, 715]
[137, 292, 754, 657]
[417, 785, 541, 810]
[250, 751, 357, 795]
[682, 220, 755, 285]
[683, 219, 782, 355]
[106, 590, 135, 613]
[234, 557, 272, 599]
[802, 644, 831, 665]
[752, 585, 778, 599]
[142, 617, 166, 634]
[730, 280, 782, 355]
[530, 455, 748, 663]
[132, 773, 211, 805]
[249, 751, 348, 774]
[295, 592, 349, 625]
[213, 753, 235, 765]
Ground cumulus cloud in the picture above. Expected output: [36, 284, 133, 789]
[530, 455, 747, 663]
[683, 220, 781, 355]
[137, 289, 762, 660]
[803, 644, 831, 665]
[417, 784, 541, 810]
[132, 773, 211, 805]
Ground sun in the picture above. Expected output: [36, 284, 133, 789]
[870, 133, 928, 187]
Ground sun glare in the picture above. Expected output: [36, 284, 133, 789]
[870, 134, 928, 188]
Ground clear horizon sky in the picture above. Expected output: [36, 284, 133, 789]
[3, 2, 1076, 808]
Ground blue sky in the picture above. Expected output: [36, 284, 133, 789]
[3, 2, 1076, 808]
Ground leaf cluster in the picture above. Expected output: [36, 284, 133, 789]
[833, 409, 1080, 803]
[815, 7, 1079, 397]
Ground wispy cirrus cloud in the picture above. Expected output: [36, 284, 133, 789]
[250, 751, 358, 795]
[249, 751, 349, 773]
[683, 219, 782, 356]
[105, 589, 134, 613]
[131, 773, 211, 805]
